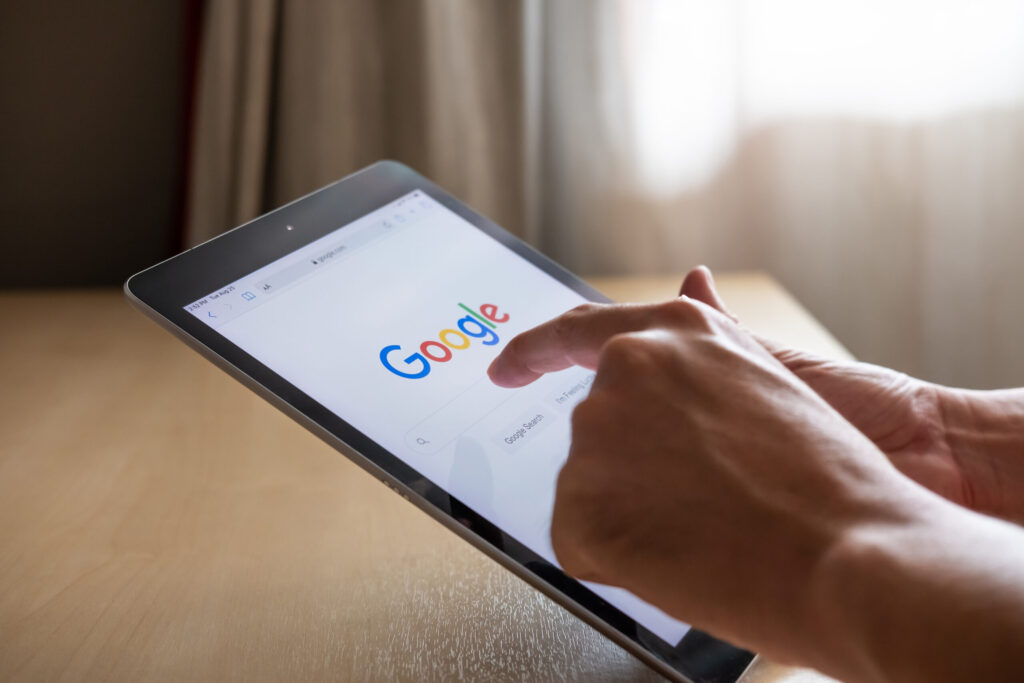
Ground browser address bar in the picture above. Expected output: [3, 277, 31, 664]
[254, 218, 396, 296]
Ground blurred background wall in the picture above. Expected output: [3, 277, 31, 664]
[0, 0, 190, 285]
[3, 0, 1023, 390]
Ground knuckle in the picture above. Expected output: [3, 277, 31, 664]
[553, 302, 603, 342]
[549, 316, 572, 349]
[598, 332, 661, 373]
[568, 302, 604, 318]
[657, 297, 713, 331]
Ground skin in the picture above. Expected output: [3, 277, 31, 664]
[677, 267, 1024, 525]
[487, 267, 1024, 683]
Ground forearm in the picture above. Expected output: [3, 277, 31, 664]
[940, 387, 1024, 522]
[809, 494, 1024, 683]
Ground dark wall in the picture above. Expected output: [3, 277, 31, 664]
[0, 1, 186, 286]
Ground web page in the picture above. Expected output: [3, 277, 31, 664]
[186, 191, 691, 645]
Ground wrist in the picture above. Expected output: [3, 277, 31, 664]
[807, 494, 1024, 683]
[806, 499, 934, 682]
[801, 486, 938, 682]
[937, 385, 1024, 521]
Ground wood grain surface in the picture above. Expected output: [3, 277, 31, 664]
[0, 274, 845, 682]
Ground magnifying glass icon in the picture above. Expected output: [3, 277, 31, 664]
[416, 437, 429, 445]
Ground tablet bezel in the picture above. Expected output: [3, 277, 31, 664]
[125, 160, 754, 683]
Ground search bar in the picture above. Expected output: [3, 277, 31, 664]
[404, 378, 520, 455]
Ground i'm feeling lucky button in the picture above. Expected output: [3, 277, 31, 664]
[496, 406, 553, 452]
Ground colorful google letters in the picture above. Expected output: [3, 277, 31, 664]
[379, 303, 509, 379]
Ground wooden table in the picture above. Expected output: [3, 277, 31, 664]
[0, 274, 845, 682]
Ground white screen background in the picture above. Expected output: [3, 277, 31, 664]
[188, 192, 690, 645]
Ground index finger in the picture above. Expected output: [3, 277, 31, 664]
[487, 302, 663, 387]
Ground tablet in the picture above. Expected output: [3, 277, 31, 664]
[125, 161, 754, 683]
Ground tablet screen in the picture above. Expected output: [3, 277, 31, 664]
[184, 190, 691, 646]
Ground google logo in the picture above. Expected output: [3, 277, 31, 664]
[380, 303, 510, 379]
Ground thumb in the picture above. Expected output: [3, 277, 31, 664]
[678, 266, 829, 375]
[678, 266, 737, 322]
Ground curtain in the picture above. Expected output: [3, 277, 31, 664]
[186, 0, 1024, 390]
[186, 0, 525, 247]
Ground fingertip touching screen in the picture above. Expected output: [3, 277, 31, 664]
[184, 189, 691, 646]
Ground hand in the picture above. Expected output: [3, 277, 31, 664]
[487, 294, 937, 669]
[678, 266, 1024, 523]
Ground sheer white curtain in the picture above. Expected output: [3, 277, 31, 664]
[530, 0, 1024, 388]
[188, 0, 1024, 389]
